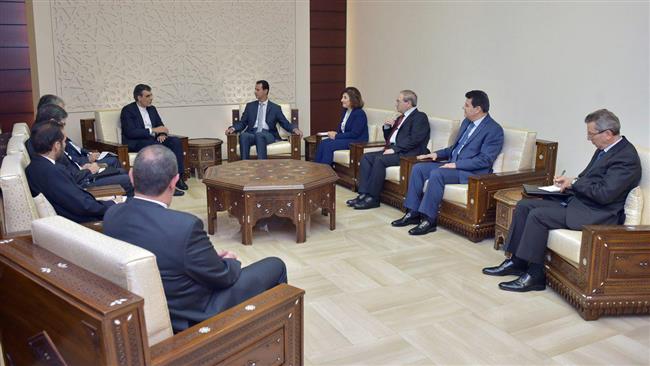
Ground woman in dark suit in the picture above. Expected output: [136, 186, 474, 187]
[314, 87, 369, 165]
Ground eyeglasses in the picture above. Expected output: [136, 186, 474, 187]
[587, 129, 609, 137]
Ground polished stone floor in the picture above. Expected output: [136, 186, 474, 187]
[171, 177, 649, 366]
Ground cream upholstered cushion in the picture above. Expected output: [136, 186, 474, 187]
[365, 108, 396, 142]
[33, 193, 57, 218]
[427, 116, 461, 152]
[636, 148, 650, 225]
[367, 124, 382, 142]
[386, 166, 400, 183]
[95, 110, 122, 144]
[442, 184, 468, 207]
[31, 216, 174, 345]
[236, 141, 292, 156]
[11, 122, 29, 137]
[333, 150, 350, 166]
[547, 229, 582, 267]
[493, 127, 537, 173]
[0, 153, 38, 235]
[624, 186, 644, 225]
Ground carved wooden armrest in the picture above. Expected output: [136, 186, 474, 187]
[226, 133, 240, 162]
[150, 284, 305, 366]
[576, 225, 650, 293]
[80, 221, 104, 232]
[397, 156, 441, 194]
[289, 134, 301, 159]
[349, 141, 385, 164]
[86, 184, 126, 198]
[83, 140, 130, 169]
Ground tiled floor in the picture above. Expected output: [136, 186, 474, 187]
[172, 177, 650, 366]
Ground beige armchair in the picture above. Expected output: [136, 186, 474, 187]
[80, 110, 190, 179]
[0, 216, 304, 365]
[226, 104, 301, 161]
[11, 122, 29, 137]
[0, 153, 43, 236]
[545, 147, 650, 320]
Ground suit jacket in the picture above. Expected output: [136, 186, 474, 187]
[335, 108, 368, 141]
[103, 198, 242, 330]
[120, 102, 165, 151]
[65, 138, 91, 166]
[382, 108, 430, 156]
[233, 100, 296, 141]
[566, 136, 641, 228]
[434, 114, 504, 183]
[25, 155, 113, 223]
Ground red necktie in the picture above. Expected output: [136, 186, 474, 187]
[385, 114, 405, 149]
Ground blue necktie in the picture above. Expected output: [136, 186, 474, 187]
[595, 149, 605, 161]
[451, 123, 476, 162]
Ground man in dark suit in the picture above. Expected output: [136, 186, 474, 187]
[483, 109, 641, 292]
[392, 90, 504, 235]
[103, 145, 287, 332]
[29, 103, 133, 197]
[348, 90, 431, 210]
[26, 121, 116, 223]
[225, 80, 302, 159]
[120, 84, 186, 196]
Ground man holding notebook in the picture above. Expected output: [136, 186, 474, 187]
[483, 109, 641, 292]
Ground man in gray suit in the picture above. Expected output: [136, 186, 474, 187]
[103, 145, 287, 332]
[483, 109, 641, 292]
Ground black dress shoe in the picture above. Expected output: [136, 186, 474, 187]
[176, 180, 189, 191]
[408, 219, 437, 235]
[353, 196, 380, 210]
[346, 193, 367, 207]
[499, 273, 546, 292]
[391, 211, 421, 227]
[482, 259, 526, 277]
[173, 188, 185, 196]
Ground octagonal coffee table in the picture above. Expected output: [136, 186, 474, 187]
[203, 159, 338, 245]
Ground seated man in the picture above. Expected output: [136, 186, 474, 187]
[225, 80, 302, 160]
[30, 104, 134, 197]
[120, 84, 186, 196]
[103, 145, 287, 332]
[482, 109, 641, 292]
[392, 90, 504, 235]
[347, 90, 430, 210]
[37, 94, 122, 169]
[26, 121, 116, 223]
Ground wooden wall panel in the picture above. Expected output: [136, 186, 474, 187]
[309, 0, 346, 135]
[0, 0, 33, 132]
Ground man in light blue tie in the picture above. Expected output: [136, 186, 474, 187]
[392, 90, 504, 235]
[225, 80, 302, 159]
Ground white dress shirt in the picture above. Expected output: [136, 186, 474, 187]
[390, 107, 416, 144]
[134, 196, 168, 209]
[138, 105, 154, 135]
[340, 109, 352, 132]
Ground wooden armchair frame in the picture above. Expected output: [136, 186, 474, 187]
[348, 140, 558, 242]
[545, 225, 650, 320]
[0, 236, 304, 366]
[226, 109, 301, 162]
[80, 118, 190, 180]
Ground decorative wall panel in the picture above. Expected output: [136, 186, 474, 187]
[50, 0, 295, 112]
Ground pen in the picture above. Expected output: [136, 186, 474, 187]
[560, 169, 566, 176]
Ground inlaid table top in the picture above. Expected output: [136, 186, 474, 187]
[189, 138, 222, 147]
[203, 159, 338, 191]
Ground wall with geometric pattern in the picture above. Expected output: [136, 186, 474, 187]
[29, 0, 309, 143]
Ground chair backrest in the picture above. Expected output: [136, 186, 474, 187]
[31, 216, 174, 345]
[0, 153, 38, 235]
[492, 127, 537, 173]
[95, 110, 123, 144]
[364, 108, 397, 142]
[633, 147, 650, 225]
[238, 103, 294, 139]
[11, 122, 30, 137]
[427, 116, 461, 152]
[6, 134, 30, 164]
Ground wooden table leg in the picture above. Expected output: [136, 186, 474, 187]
[296, 194, 306, 243]
[242, 194, 253, 245]
[329, 183, 336, 230]
[207, 186, 217, 235]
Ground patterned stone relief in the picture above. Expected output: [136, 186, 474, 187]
[51, 0, 296, 111]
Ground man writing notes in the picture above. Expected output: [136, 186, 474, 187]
[483, 109, 641, 292]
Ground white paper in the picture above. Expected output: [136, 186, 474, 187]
[316, 132, 329, 136]
[98, 151, 117, 160]
[539, 184, 562, 192]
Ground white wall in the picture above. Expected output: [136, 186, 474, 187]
[348, 1, 649, 174]
[28, 0, 310, 144]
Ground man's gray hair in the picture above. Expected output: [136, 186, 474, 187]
[584, 109, 621, 136]
[132, 145, 178, 196]
[400, 90, 418, 107]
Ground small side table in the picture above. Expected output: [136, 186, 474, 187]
[493, 187, 524, 250]
[188, 138, 222, 179]
[304, 135, 318, 161]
